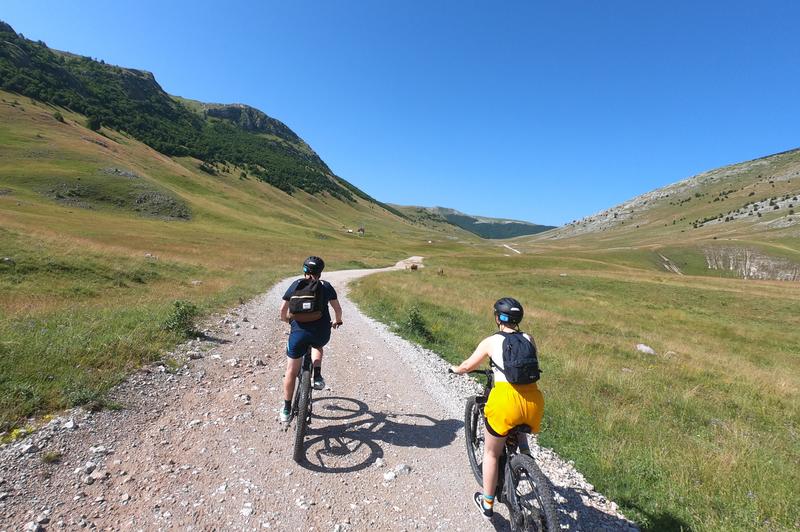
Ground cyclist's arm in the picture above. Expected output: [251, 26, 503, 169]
[279, 300, 291, 323]
[450, 338, 490, 374]
[330, 299, 343, 324]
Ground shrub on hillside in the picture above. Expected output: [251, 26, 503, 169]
[163, 300, 199, 337]
[52, 111, 64, 123]
[86, 115, 101, 131]
[399, 305, 434, 343]
[198, 162, 217, 175]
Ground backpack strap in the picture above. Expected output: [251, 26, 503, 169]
[490, 331, 516, 376]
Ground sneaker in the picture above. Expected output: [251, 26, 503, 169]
[312, 375, 326, 390]
[279, 407, 291, 423]
[473, 492, 493, 519]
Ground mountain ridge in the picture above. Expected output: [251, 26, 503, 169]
[0, 20, 403, 215]
[393, 204, 555, 239]
[538, 147, 800, 242]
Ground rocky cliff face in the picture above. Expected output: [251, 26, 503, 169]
[704, 247, 800, 281]
[205, 104, 300, 142]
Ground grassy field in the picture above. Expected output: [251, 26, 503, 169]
[0, 91, 473, 431]
[350, 253, 800, 531]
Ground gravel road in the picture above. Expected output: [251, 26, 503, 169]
[1, 258, 638, 531]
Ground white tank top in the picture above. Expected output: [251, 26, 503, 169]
[488, 332, 533, 383]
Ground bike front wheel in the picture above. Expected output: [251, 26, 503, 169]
[292, 369, 312, 463]
[464, 396, 486, 485]
[507, 453, 559, 532]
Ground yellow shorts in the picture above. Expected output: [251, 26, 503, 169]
[484, 381, 544, 437]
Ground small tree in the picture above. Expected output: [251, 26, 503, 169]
[53, 111, 64, 123]
[86, 115, 101, 131]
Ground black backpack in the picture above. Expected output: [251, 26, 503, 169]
[288, 278, 325, 323]
[495, 331, 541, 384]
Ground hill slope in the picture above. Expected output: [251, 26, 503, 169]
[394, 205, 555, 239]
[542, 148, 800, 242]
[528, 148, 800, 280]
[0, 20, 401, 214]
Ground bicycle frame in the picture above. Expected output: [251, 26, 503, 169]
[288, 347, 314, 426]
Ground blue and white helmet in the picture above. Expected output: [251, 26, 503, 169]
[494, 297, 524, 324]
[303, 256, 325, 276]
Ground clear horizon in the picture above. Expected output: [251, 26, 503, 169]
[2, 1, 799, 226]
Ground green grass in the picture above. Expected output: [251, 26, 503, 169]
[350, 257, 800, 532]
[0, 227, 289, 428]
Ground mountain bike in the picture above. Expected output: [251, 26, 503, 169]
[286, 346, 314, 463]
[460, 368, 559, 532]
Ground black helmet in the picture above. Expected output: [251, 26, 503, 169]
[494, 297, 524, 325]
[303, 256, 325, 276]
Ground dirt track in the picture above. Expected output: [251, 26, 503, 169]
[2, 258, 637, 531]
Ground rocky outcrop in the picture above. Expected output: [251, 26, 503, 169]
[205, 104, 300, 142]
[546, 148, 800, 239]
[704, 247, 800, 281]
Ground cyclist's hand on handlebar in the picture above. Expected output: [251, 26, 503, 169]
[331, 321, 343, 329]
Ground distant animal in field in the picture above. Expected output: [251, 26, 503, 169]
[437, 268, 444, 276]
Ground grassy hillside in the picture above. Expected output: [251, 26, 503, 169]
[394, 205, 555, 239]
[529, 149, 800, 281]
[0, 89, 473, 430]
[0, 20, 400, 205]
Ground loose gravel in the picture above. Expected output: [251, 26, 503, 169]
[0, 258, 637, 531]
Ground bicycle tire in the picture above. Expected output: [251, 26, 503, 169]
[464, 396, 485, 485]
[292, 368, 312, 463]
[508, 453, 559, 532]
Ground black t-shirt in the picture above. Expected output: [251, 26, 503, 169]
[282, 278, 338, 331]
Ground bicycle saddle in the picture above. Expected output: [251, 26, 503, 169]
[514, 424, 533, 434]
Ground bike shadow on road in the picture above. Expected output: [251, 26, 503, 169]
[299, 395, 461, 474]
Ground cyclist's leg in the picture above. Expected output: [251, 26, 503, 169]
[311, 346, 323, 367]
[283, 357, 302, 402]
[482, 423, 507, 498]
[310, 326, 331, 367]
[283, 329, 311, 412]
[309, 327, 331, 389]
[479, 382, 516, 513]
[310, 346, 325, 389]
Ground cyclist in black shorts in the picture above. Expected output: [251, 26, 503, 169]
[278, 256, 342, 422]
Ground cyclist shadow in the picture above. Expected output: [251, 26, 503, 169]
[545, 480, 640, 532]
[300, 395, 461, 474]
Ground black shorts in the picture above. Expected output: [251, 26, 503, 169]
[286, 327, 331, 359]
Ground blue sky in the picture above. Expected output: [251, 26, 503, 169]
[3, 1, 799, 225]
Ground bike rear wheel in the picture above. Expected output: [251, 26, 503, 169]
[507, 453, 559, 532]
[464, 396, 486, 485]
[292, 368, 312, 463]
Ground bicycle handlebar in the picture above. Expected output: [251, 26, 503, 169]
[448, 368, 492, 376]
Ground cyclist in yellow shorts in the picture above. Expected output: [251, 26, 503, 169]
[450, 297, 544, 519]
